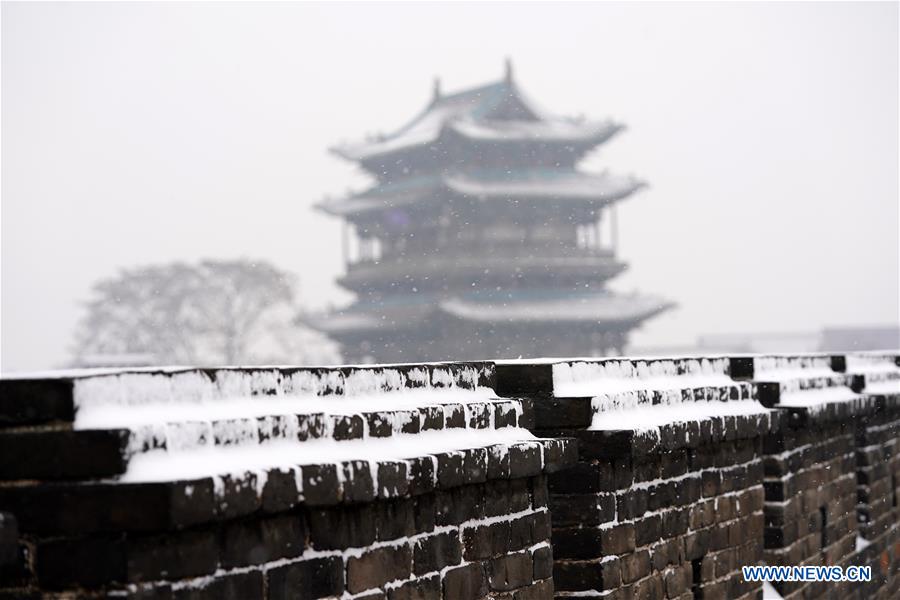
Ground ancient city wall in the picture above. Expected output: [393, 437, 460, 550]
[1, 353, 898, 599]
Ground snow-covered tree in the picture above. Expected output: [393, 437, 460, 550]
[72, 259, 338, 366]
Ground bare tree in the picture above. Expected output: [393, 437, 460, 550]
[72, 259, 336, 366]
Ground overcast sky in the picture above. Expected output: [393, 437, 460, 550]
[2, 1, 898, 371]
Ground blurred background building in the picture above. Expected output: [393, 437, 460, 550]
[309, 62, 674, 363]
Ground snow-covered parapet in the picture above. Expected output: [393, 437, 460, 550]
[495, 356, 777, 457]
[0, 363, 574, 524]
[843, 352, 900, 397]
[728, 354, 878, 418]
[0, 362, 574, 598]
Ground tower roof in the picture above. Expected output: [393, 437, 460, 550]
[331, 66, 622, 163]
[316, 170, 646, 217]
[308, 290, 675, 336]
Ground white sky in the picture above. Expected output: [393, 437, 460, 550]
[2, 1, 898, 371]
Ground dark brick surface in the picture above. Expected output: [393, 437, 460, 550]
[346, 545, 412, 593]
[267, 556, 345, 600]
[219, 514, 305, 568]
[0, 428, 130, 480]
[443, 562, 487, 599]
[0, 379, 75, 427]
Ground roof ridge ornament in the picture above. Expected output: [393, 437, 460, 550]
[432, 76, 441, 102]
[504, 57, 513, 84]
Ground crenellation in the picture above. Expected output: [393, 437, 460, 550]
[1, 354, 898, 598]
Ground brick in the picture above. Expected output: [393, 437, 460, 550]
[502, 479, 529, 514]
[366, 412, 393, 438]
[397, 410, 421, 434]
[532, 545, 553, 581]
[418, 406, 443, 431]
[387, 574, 441, 600]
[550, 493, 616, 527]
[341, 461, 376, 503]
[407, 456, 436, 496]
[172, 570, 263, 600]
[513, 578, 553, 600]
[443, 404, 465, 428]
[543, 438, 577, 473]
[376, 461, 409, 499]
[443, 562, 487, 600]
[36, 536, 126, 589]
[558, 429, 636, 459]
[219, 514, 305, 569]
[0, 479, 215, 535]
[534, 397, 593, 428]
[127, 530, 218, 583]
[662, 508, 690, 538]
[553, 558, 621, 592]
[664, 563, 690, 597]
[633, 573, 665, 600]
[462, 448, 488, 485]
[493, 402, 519, 429]
[413, 531, 461, 575]
[552, 524, 635, 559]
[36, 530, 218, 588]
[650, 538, 683, 571]
[437, 485, 485, 525]
[0, 378, 74, 427]
[621, 549, 651, 584]
[0, 513, 18, 567]
[295, 413, 326, 441]
[684, 529, 710, 561]
[331, 414, 363, 440]
[260, 468, 300, 513]
[374, 499, 416, 541]
[661, 450, 689, 479]
[463, 520, 511, 560]
[307, 505, 376, 550]
[489, 551, 533, 591]
[346, 544, 412, 593]
[529, 475, 549, 509]
[494, 363, 553, 397]
[548, 459, 632, 494]
[301, 464, 342, 506]
[435, 452, 465, 489]
[0, 428, 130, 480]
[215, 473, 262, 519]
[617, 488, 648, 520]
[267, 556, 344, 600]
[467, 403, 491, 429]
[508, 443, 543, 479]
[487, 445, 511, 480]
[634, 514, 662, 546]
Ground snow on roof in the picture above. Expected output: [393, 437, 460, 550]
[304, 300, 436, 334]
[440, 291, 674, 324]
[316, 170, 645, 216]
[331, 77, 618, 162]
[448, 117, 621, 143]
[309, 291, 674, 336]
[443, 171, 645, 201]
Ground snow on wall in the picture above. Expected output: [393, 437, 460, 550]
[845, 352, 900, 396]
[547, 358, 770, 432]
[30, 364, 546, 498]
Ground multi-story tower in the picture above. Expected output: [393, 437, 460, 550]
[312, 61, 673, 363]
